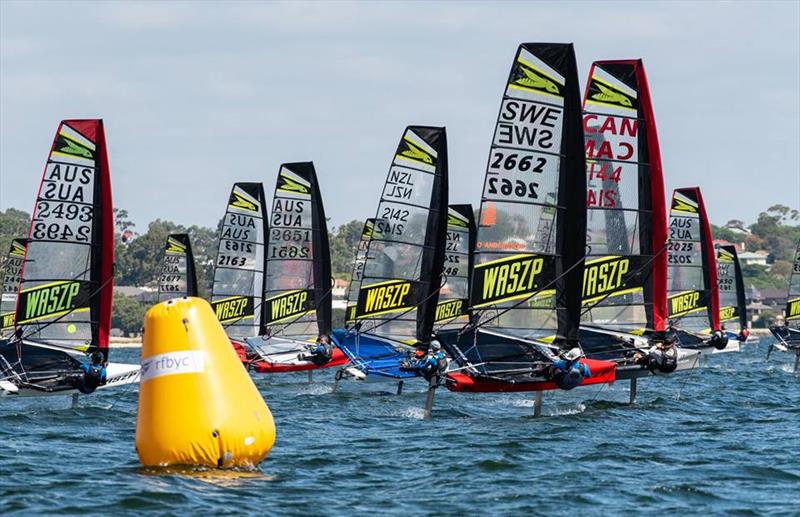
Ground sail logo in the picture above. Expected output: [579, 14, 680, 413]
[582, 256, 632, 302]
[266, 290, 312, 324]
[165, 237, 186, 254]
[512, 61, 561, 96]
[211, 296, 254, 323]
[16, 280, 90, 324]
[787, 298, 800, 320]
[587, 77, 636, 110]
[717, 249, 735, 263]
[362, 220, 375, 239]
[55, 133, 94, 160]
[1, 311, 13, 330]
[398, 137, 435, 166]
[447, 210, 469, 229]
[671, 192, 699, 214]
[668, 290, 704, 317]
[719, 306, 738, 322]
[435, 298, 466, 322]
[472, 254, 547, 307]
[229, 190, 259, 213]
[357, 280, 417, 317]
[141, 350, 206, 382]
[10, 241, 26, 257]
[277, 172, 311, 196]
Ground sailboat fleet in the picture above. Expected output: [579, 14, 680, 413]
[0, 42, 795, 413]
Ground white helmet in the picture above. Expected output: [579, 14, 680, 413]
[564, 347, 582, 361]
[429, 340, 441, 352]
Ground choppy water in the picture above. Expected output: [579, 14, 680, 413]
[1, 338, 798, 516]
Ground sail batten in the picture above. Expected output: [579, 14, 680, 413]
[210, 183, 267, 339]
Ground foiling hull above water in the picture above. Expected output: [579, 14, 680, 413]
[238, 336, 348, 373]
[0, 339, 139, 397]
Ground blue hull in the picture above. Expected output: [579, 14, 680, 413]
[332, 329, 420, 380]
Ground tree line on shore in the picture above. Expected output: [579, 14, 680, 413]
[1, 204, 798, 335]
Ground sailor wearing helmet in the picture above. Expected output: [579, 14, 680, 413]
[548, 347, 591, 390]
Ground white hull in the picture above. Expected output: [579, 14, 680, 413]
[0, 362, 140, 397]
[247, 336, 315, 367]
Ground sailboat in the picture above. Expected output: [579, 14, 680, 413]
[438, 43, 616, 399]
[334, 126, 449, 388]
[716, 244, 748, 351]
[578, 60, 699, 396]
[209, 183, 268, 358]
[242, 162, 347, 373]
[433, 205, 476, 332]
[768, 241, 800, 371]
[1, 239, 27, 337]
[0, 120, 140, 396]
[157, 233, 198, 301]
[666, 187, 730, 352]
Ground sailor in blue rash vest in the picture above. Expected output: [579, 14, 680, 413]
[548, 348, 590, 390]
[72, 351, 107, 394]
[401, 341, 447, 381]
[301, 333, 333, 366]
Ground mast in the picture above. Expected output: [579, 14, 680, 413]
[157, 233, 198, 301]
[667, 187, 720, 337]
[210, 183, 268, 339]
[717, 245, 747, 334]
[353, 126, 449, 345]
[0, 239, 27, 337]
[262, 162, 331, 340]
[15, 120, 114, 359]
[580, 60, 668, 340]
[434, 205, 476, 331]
[345, 218, 375, 326]
[469, 42, 586, 346]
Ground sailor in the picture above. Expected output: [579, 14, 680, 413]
[72, 351, 108, 394]
[303, 334, 334, 366]
[548, 347, 590, 390]
[401, 341, 447, 382]
[632, 335, 678, 374]
[708, 329, 729, 350]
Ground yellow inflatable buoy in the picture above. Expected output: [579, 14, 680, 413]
[135, 297, 275, 468]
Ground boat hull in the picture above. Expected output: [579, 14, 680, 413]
[234, 336, 348, 373]
[445, 358, 616, 393]
[0, 362, 140, 397]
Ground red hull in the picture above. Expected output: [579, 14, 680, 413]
[445, 359, 616, 393]
[231, 340, 349, 373]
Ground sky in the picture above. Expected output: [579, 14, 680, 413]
[1, 1, 798, 232]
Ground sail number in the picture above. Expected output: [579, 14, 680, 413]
[36, 201, 92, 222]
[32, 221, 90, 242]
[487, 177, 539, 199]
[217, 255, 249, 267]
[271, 229, 310, 243]
[270, 246, 309, 259]
[490, 151, 547, 174]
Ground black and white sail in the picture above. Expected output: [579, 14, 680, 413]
[716, 245, 746, 335]
[0, 239, 27, 337]
[439, 43, 587, 381]
[157, 233, 198, 302]
[262, 162, 331, 341]
[434, 205, 475, 332]
[210, 183, 268, 340]
[351, 126, 449, 345]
